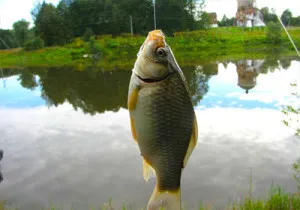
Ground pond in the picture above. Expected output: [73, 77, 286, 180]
[0, 55, 300, 210]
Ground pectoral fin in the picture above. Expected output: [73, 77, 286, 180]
[128, 87, 140, 143]
[128, 87, 139, 111]
[183, 114, 198, 167]
[143, 159, 156, 182]
[129, 116, 137, 143]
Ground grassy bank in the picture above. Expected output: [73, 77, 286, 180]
[0, 27, 300, 69]
[1, 186, 299, 210]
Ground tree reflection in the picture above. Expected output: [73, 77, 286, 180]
[10, 55, 298, 114]
[17, 71, 38, 90]
[11, 65, 212, 115]
[183, 63, 217, 106]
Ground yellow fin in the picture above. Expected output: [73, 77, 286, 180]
[128, 87, 139, 111]
[147, 185, 181, 210]
[143, 159, 156, 182]
[183, 114, 198, 167]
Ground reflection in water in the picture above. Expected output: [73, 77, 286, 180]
[5, 66, 212, 115]
[1, 55, 298, 114]
[0, 55, 298, 114]
[0, 56, 300, 209]
[236, 60, 263, 94]
[234, 55, 297, 94]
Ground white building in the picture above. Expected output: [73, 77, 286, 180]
[236, 0, 265, 27]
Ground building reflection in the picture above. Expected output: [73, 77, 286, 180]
[236, 59, 264, 94]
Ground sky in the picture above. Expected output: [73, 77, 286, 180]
[0, 0, 300, 29]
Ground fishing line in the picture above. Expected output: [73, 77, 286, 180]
[273, 9, 300, 59]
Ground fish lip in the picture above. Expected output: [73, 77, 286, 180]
[134, 71, 172, 84]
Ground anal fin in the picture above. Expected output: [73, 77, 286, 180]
[143, 159, 156, 182]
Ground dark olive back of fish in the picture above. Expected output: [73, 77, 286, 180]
[134, 72, 195, 191]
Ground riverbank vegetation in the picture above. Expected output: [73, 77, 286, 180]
[1, 185, 300, 210]
[1, 26, 300, 69]
[1, 0, 300, 69]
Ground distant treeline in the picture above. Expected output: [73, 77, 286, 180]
[0, 0, 208, 49]
[0, 0, 300, 49]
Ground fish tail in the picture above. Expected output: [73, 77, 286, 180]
[147, 185, 181, 210]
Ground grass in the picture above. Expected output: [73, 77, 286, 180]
[1, 186, 299, 210]
[0, 26, 300, 69]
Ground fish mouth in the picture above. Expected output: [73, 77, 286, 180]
[135, 72, 172, 83]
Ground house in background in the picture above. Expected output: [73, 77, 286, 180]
[236, 0, 265, 27]
[208, 12, 218, 28]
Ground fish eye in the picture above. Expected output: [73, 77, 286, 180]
[156, 47, 166, 57]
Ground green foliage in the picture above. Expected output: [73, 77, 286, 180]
[0, 29, 16, 49]
[281, 9, 293, 26]
[266, 22, 282, 44]
[260, 7, 278, 24]
[83, 28, 94, 42]
[12, 19, 30, 47]
[218, 15, 235, 27]
[88, 36, 102, 55]
[24, 37, 45, 51]
[282, 83, 300, 137]
[293, 160, 300, 192]
[237, 186, 300, 210]
[1, 27, 300, 68]
[34, 2, 70, 46]
[196, 12, 211, 30]
[74, 37, 84, 48]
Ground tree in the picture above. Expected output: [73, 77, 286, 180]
[260, 7, 269, 23]
[0, 29, 16, 49]
[196, 12, 210, 29]
[12, 19, 30, 47]
[155, 0, 198, 35]
[218, 15, 235, 27]
[266, 21, 282, 44]
[260, 7, 278, 24]
[34, 2, 66, 46]
[291, 16, 300, 26]
[281, 9, 292, 26]
[83, 28, 94, 42]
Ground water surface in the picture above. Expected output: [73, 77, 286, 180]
[0, 56, 299, 209]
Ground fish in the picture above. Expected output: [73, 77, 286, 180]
[127, 30, 198, 210]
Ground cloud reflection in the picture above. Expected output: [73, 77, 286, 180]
[0, 104, 299, 209]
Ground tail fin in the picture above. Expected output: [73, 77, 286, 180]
[147, 185, 181, 210]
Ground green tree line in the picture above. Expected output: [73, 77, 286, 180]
[1, 1, 300, 50]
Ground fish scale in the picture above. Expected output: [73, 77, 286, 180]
[133, 73, 194, 191]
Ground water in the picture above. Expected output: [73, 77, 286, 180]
[0, 55, 300, 210]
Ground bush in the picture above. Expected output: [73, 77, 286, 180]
[83, 28, 94, 42]
[24, 37, 44, 51]
[266, 21, 282, 44]
[74, 37, 84, 48]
